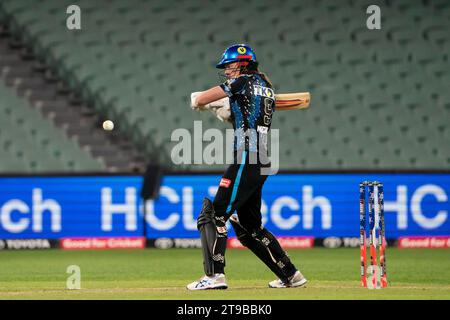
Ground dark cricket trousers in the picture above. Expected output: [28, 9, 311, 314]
[211, 151, 269, 273]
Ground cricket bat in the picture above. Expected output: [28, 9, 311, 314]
[191, 91, 310, 123]
[275, 92, 310, 111]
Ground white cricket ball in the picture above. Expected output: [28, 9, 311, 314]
[102, 120, 114, 131]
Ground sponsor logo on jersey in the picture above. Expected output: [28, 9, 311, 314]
[219, 178, 232, 188]
[253, 85, 274, 99]
[216, 226, 227, 234]
[257, 125, 268, 134]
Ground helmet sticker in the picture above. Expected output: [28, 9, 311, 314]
[237, 46, 247, 54]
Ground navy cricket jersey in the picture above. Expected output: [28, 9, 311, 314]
[220, 73, 275, 156]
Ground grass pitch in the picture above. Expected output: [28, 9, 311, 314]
[0, 248, 449, 300]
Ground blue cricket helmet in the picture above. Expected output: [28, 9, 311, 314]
[216, 44, 257, 69]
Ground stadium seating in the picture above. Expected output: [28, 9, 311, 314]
[0, 0, 448, 171]
[0, 83, 105, 172]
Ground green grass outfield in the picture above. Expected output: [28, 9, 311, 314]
[0, 248, 449, 300]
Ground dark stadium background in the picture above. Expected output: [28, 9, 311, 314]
[0, 1, 448, 259]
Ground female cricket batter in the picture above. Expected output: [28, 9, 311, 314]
[187, 44, 307, 290]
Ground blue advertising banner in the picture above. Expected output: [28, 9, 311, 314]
[0, 173, 449, 239]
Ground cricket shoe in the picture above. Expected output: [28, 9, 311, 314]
[186, 273, 228, 290]
[268, 271, 307, 288]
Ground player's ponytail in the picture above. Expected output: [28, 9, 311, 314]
[259, 72, 273, 88]
[244, 61, 273, 88]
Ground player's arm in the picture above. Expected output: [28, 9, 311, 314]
[192, 86, 227, 108]
[190, 86, 231, 122]
[190, 77, 246, 122]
